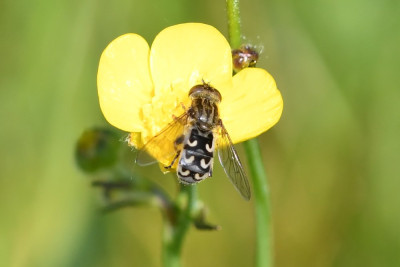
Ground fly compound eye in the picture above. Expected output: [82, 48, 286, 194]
[188, 84, 205, 97]
[213, 88, 222, 102]
[189, 83, 222, 103]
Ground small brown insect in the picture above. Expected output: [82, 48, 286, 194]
[232, 45, 259, 72]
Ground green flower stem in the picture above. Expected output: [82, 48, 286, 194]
[243, 140, 272, 267]
[226, 0, 242, 48]
[226, 0, 273, 266]
[162, 185, 197, 267]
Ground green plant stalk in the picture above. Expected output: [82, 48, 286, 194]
[226, 0, 273, 266]
[226, 0, 242, 48]
[243, 140, 272, 267]
[162, 185, 197, 267]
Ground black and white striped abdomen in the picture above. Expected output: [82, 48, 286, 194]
[177, 127, 215, 184]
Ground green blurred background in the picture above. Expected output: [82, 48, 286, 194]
[1, 0, 399, 266]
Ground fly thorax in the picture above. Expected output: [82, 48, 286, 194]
[190, 98, 219, 131]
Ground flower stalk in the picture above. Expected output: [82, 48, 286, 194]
[243, 139, 272, 267]
[226, 0, 242, 49]
[162, 184, 197, 267]
[226, 0, 273, 266]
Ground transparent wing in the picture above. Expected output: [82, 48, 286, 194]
[136, 113, 188, 166]
[217, 121, 251, 200]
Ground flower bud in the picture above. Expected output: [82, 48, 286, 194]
[75, 128, 121, 173]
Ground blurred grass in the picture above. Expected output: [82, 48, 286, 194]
[0, 0, 399, 266]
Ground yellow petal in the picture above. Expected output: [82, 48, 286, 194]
[150, 23, 233, 100]
[127, 132, 143, 148]
[97, 34, 153, 132]
[219, 68, 283, 143]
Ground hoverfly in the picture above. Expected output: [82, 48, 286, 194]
[136, 82, 251, 200]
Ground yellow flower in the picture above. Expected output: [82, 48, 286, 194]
[97, 23, 283, 167]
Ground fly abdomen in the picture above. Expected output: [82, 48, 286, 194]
[178, 150, 213, 184]
[177, 127, 215, 184]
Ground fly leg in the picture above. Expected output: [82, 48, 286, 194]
[165, 151, 180, 169]
[164, 134, 184, 170]
[180, 102, 187, 111]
